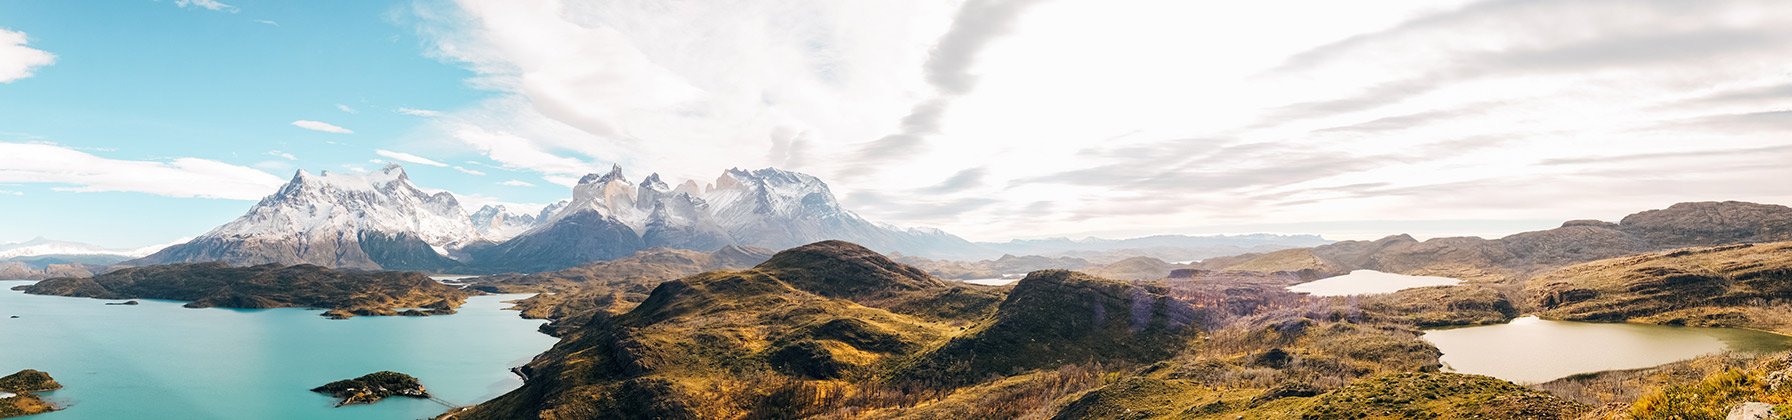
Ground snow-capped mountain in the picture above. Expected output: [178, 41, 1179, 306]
[132, 164, 477, 270]
[471, 166, 988, 272]
[0, 236, 185, 260]
[2, 237, 128, 259]
[469, 205, 539, 241]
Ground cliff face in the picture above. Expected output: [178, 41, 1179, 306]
[18, 263, 470, 318]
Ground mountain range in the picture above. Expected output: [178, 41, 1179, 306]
[109, 163, 1325, 275]
[124, 165, 990, 273]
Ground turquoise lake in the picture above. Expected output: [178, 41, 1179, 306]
[0, 280, 557, 419]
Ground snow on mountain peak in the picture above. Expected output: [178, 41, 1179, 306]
[470, 204, 538, 241]
[207, 164, 479, 250]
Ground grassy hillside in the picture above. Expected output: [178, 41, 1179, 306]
[446, 243, 976, 419]
[445, 236, 1784, 419]
[897, 270, 1201, 387]
[468, 246, 772, 322]
[1528, 242, 1792, 333]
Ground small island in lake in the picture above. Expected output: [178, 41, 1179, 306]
[0, 369, 61, 418]
[310, 371, 429, 407]
[16, 263, 471, 319]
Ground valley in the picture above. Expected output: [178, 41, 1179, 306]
[8, 162, 1792, 419]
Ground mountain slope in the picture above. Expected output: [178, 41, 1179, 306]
[469, 245, 775, 322]
[132, 165, 476, 271]
[1207, 201, 1792, 282]
[444, 241, 967, 419]
[897, 269, 1200, 386]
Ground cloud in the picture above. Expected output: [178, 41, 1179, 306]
[499, 179, 535, 187]
[374, 149, 449, 167]
[0, 29, 55, 83]
[845, 0, 1046, 175]
[402, 0, 1792, 242]
[266, 150, 296, 161]
[0, 142, 284, 200]
[397, 107, 443, 117]
[335, 104, 357, 114]
[452, 166, 486, 176]
[921, 167, 987, 194]
[174, 0, 237, 12]
[291, 120, 353, 134]
[254, 19, 279, 26]
[925, 0, 1047, 95]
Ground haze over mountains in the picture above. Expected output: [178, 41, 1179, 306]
[116, 164, 1316, 274]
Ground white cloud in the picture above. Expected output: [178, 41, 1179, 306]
[397, 107, 443, 117]
[0, 142, 285, 200]
[0, 29, 55, 83]
[175, 0, 237, 12]
[266, 150, 296, 160]
[335, 104, 357, 114]
[0, 190, 22, 196]
[498, 179, 534, 187]
[291, 120, 353, 134]
[452, 166, 485, 176]
[374, 149, 449, 167]
[254, 19, 279, 26]
[408, 0, 1792, 241]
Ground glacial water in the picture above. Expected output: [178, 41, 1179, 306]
[0, 280, 557, 420]
[1285, 269, 1461, 296]
[1423, 316, 1792, 384]
[961, 278, 1020, 286]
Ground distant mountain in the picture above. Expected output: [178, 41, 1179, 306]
[1204, 201, 1792, 282]
[977, 234, 1332, 263]
[471, 166, 989, 272]
[0, 237, 171, 259]
[467, 205, 539, 241]
[130, 164, 476, 271]
[0, 237, 188, 280]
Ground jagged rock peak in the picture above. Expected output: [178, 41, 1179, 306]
[578, 164, 628, 185]
[640, 173, 669, 192]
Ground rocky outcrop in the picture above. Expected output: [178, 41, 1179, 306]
[311, 371, 429, 407]
[0, 370, 61, 419]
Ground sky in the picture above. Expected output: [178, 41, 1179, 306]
[2, 0, 1791, 248]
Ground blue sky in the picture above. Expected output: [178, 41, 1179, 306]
[3, 0, 1790, 248]
[0, 0, 559, 247]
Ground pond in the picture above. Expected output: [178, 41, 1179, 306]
[1285, 269, 1460, 296]
[1422, 316, 1792, 384]
[0, 280, 556, 419]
